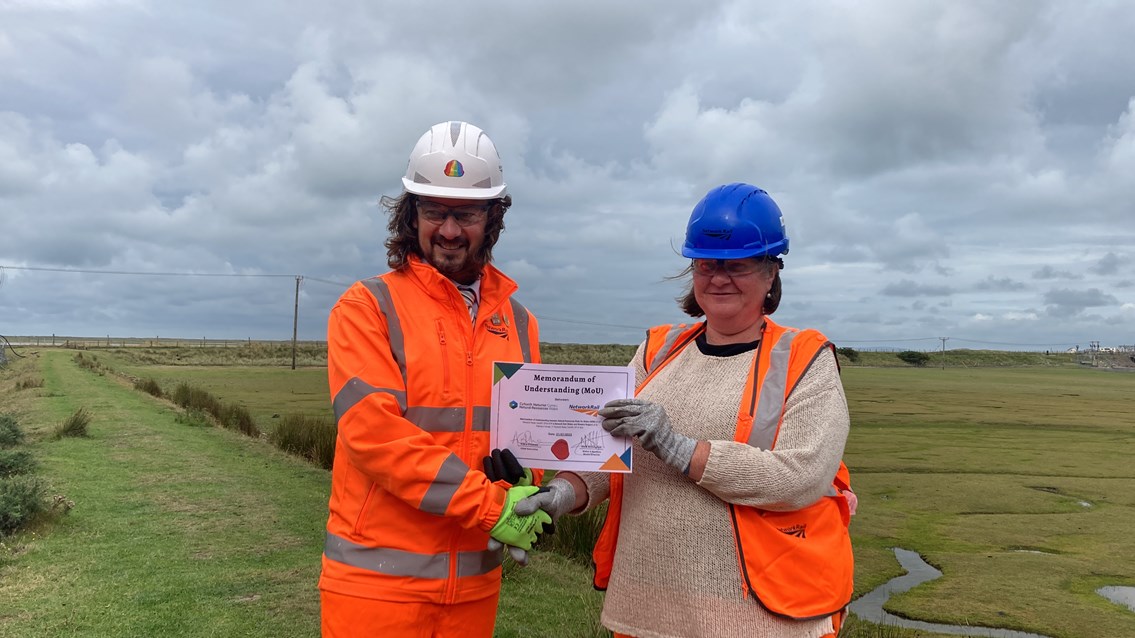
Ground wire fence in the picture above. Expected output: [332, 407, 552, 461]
[3, 335, 327, 349]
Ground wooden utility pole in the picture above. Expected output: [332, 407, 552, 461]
[939, 337, 948, 370]
[292, 276, 302, 370]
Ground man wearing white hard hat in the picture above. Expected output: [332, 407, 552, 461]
[319, 122, 549, 637]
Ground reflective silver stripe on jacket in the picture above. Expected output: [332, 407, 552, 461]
[333, 378, 407, 424]
[748, 330, 799, 450]
[419, 453, 469, 515]
[324, 532, 503, 579]
[645, 325, 690, 372]
[361, 278, 408, 385]
[403, 406, 491, 432]
[509, 298, 533, 363]
[334, 386, 492, 432]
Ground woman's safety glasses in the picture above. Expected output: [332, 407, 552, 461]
[416, 201, 490, 227]
[691, 258, 770, 278]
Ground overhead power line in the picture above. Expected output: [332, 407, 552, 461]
[834, 337, 938, 343]
[304, 277, 353, 287]
[950, 338, 1078, 347]
[1, 265, 296, 278]
[538, 316, 649, 331]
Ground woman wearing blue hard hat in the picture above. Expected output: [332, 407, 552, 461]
[517, 183, 856, 637]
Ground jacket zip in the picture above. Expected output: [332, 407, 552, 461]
[444, 297, 479, 604]
[436, 319, 450, 394]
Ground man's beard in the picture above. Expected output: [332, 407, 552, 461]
[429, 241, 485, 282]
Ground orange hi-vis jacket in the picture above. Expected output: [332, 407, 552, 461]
[320, 255, 541, 604]
[593, 318, 854, 620]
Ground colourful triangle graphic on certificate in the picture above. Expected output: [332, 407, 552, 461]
[493, 362, 525, 383]
[600, 452, 631, 472]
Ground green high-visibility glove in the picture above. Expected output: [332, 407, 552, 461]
[599, 398, 697, 475]
[489, 485, 552, 551]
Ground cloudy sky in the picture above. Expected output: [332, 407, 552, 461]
[2, 1, 1134, 350]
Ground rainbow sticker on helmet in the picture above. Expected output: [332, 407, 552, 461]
[444, 160, 464, 177]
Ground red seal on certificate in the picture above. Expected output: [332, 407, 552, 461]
[551, 439, 570, 460]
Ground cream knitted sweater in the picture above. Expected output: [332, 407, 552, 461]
[575, 336, 850, 638]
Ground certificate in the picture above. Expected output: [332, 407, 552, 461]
[491, 362, 635, 473]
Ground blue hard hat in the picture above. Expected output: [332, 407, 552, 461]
[681, 183, 789, 260]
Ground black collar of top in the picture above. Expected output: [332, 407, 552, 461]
[695, 332, 760, 357]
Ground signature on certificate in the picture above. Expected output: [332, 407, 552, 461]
[512, 431, 539, 445]
[572, 429, 605, 451]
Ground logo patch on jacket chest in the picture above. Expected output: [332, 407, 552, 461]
[485, 313, 510, 339]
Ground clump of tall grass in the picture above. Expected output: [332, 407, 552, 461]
[169, 382, 259, 438]
[0, 475, 48, 535]
[133, 378, 164, 398]
[52, 408, 91, 440]
[0, 415, 24, 448]
[72, 353, 105, 374]
[540, 504, 607, 565]
[220, 404, 260, 438]
[269, 414, 336, 469]
[175, 409, 212, 428]
[15, 377, 43, 390]
[171, 383, 223, 418]
[0, 450, 37, 477]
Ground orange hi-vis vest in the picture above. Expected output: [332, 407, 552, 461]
[592, 318, 854, 620]
[321, 256, 541, 604]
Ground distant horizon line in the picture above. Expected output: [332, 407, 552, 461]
[4, 334, 1132, 353]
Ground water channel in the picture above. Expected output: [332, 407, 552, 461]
[849, 548, 1051, 638]
[1098, 586, 1135, 613]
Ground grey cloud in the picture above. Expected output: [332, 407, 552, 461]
[1089, 252, 1127, 275]
[975, 276, 1027, 292]
[1032, 265, 1081, 280]
[4, 0, 1135, 348]
[881, 280, 955, 297]
[1043, 287, 1119, 317]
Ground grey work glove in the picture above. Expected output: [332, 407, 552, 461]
[487, 537, 531, 566]
[514, 477, 577, 522]
[599, 398, 697, 475]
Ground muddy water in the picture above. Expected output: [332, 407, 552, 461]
[849, 548, 1051, 638]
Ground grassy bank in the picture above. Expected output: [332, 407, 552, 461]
[0, 351, 330, 637]
[0, 350, 604, 637]
[3, 346, 1135, 636]
[842, 365, 1135, 636]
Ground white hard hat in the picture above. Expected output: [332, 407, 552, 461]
[401, 121, 507, 199]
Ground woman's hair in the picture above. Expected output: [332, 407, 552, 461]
[675, 257, 783, 317]
[382, 192, 513, 270]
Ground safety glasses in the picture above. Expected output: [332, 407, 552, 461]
[416, 201, 490, 227]
[691, 258, 771, 278]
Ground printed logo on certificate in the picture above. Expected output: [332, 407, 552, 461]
[491, 362, 634, 473]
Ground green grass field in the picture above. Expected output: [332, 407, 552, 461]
[2, 346, 1134, 637]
